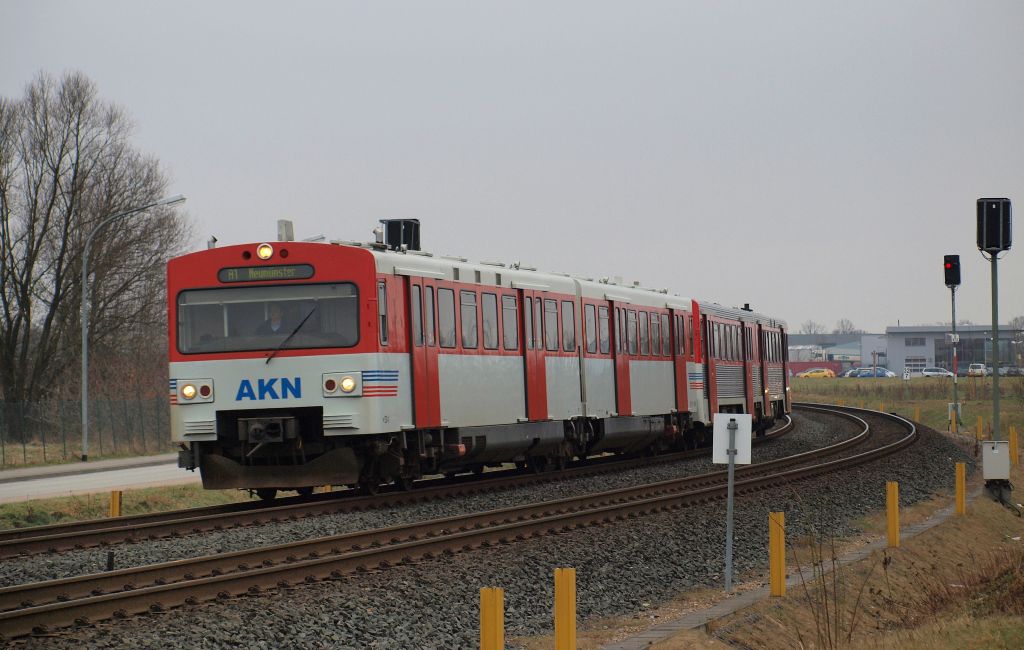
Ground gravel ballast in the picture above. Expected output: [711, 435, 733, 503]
[9, 414, 974, 649]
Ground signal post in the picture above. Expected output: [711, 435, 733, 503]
[943, 255, 962, 432]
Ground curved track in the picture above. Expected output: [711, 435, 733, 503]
[0, 405, 916, 639]
[0, 419, 795, 557]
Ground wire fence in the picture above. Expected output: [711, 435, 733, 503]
[0, 399, 175, 467]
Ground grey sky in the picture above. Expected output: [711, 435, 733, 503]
[3, 0, 1022, 332]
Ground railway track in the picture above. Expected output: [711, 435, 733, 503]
[0, 418, 795, 558]
[0, 405, 914, 639]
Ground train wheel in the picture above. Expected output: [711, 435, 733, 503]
[555, 456, 568, 471]
[514, 461, 528, 471]
[528, 456, 549, 473]
[397, 475, 416, 491]
[296, 487, 314, 497]
[473, 465, 485, 476]
[255, 488, 277, 501]
[360, 480, 380, 496]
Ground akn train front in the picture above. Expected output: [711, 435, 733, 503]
[169, 224, 790, 497]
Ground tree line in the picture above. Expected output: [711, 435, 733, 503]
[0, 71, 191, 415]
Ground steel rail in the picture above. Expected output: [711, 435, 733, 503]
[0, 408, 899, 638]
[0, 418, 793, 557]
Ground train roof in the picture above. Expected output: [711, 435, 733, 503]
[330, 239, 784, 327]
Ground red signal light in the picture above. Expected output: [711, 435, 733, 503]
[945, 263, 952, 269]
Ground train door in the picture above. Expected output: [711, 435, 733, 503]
[520, 289, 549, 420]
[742, 323, 755, 418]
[705, 316, 720, 414]
[670, 310, 689, 413]
[407, 277, 440, 428]
[610, 301, 632, 416]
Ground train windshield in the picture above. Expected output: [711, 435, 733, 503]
[176, 283, 359, 354]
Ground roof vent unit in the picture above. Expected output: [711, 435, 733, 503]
[742, 303, 753, 312]
[379, 219, 421, 252]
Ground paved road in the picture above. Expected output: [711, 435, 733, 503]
[0, 458, 200, 503]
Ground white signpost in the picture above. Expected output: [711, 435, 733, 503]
[713, 413, 752, 592]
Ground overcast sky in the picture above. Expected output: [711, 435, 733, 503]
[3, 1, 1022, 332]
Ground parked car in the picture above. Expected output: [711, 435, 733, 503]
[920, 367, 954, 378]
[838, 368, 860, 378]
[967, 363, 987, 377]
[796, 368, 836, 378]
[851, 367, 896, 378]
[1004, 366, 1023, 377]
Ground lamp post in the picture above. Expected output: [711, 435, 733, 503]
[80, 194, 186, 461]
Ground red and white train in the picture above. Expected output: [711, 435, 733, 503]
[169, 222, 790, 497]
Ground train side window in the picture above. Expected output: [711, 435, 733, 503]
[616, 308, 623, 353]
[650, 314, 660, 356]
[598, 306, 610, 354]
[544, 299, 559, 351]
[714, 323, 721, 359]
[687, 315, 694, 356]
[461, 290, 478, 349]
[482, 292, 499, 350]
[411, 285, 423, 347]
[734, 326, 740, 361]
[584, 304, 597, 354]
[377, 281, 388, 345]
[524, 297, 534, 349]
[639, 311, 649, 356]
[627, 310, 638, 355]
[535, 297, 544, 350]
[425, 287, 436, 346]
[502, 295, 518, 350]
[561, 301, 575, 352]
[438, 288, 456, 348]
[661, 314, 670, 356]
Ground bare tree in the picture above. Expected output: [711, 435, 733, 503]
[800, 320, 826, 335]
[833, 318, 864, 335]
[0, 71, 190, 411]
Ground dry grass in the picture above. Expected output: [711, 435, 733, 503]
[0, 484, 249, 530]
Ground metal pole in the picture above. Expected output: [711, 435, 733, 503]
[991, 255, 1000, 441]
[80, 195, 185, 462]
[724, 418, 737, 592]
[951, 287, 960, 429]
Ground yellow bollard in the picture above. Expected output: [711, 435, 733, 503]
[860, 401, 865, 409]
[955, 463, 966, 515]
[838, 399, 845, 407]
[886, 482, 900, 547]
[769, 512, 786, 597]
[555, 568, 577, 649]
[879, 401, 885, 413]
[977, 415, 984, 441]
[109, 490, 122, 518]
[952, 413, 958, 434]
[914, 406, 921, 422]
[1011, 426, 1019, 466]
[480, 587, 504, 650]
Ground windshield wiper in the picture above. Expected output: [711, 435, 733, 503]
[265, 306, 317, 365]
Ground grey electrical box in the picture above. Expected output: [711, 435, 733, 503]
[982, 440, 1010, 481]
[977, 198, 1012, 253]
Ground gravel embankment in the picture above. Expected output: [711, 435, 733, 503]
[10, 416, 974, 649]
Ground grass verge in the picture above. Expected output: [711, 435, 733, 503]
[0, 484, 249, 530]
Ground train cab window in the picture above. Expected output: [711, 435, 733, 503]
[438, 288, 456, 348]
[627, 310, 638, 355]
[502, 295, 518, 350]
[524, 297, 534, 349]
[639, 312, 649, 355]
[461, 290, 478, 349]
[377, 281, 388, 345]
[584, 304, 598, 354]
[424, 287, 436, 346]
[177, 283, 359, 354]
[411, 285, 423, 346]
[598, 306, 610, 354]
[661, 314, 670, 356]
[482, 293, 499, 350]
[713, 323, 722, 359]
[650, 314, 660, 356]
[544, 299, 559, 351]
[561, 301, 576, 352]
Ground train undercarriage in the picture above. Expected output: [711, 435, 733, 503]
[179, 401, 786, 499]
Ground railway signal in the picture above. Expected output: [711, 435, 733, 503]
[943, 254, 963, 432]
[943, 254, 960, 287]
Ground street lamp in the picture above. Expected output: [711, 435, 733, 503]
[80, 194, 186, 461]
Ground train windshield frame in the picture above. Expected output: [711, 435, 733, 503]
[176, 283, 359, 354]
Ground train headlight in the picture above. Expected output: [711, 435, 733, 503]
[323, 372, 361, 397]
[173, 379, 214, 404]
[256, 243, 274, 260]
